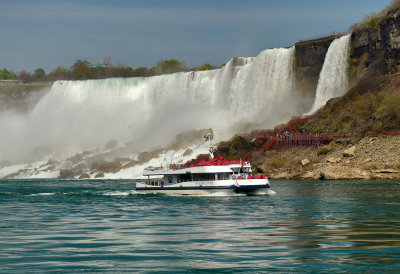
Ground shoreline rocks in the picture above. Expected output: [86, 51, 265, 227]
[259, 135, 400, 180]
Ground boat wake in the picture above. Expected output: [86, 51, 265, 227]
[102, 190, 137, 196]
[29, 192, 56, 196]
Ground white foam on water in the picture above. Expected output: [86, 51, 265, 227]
[103, 190, 136, 196]
[30, 193, 55, 196]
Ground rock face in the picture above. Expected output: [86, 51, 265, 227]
[294, 36, 337, 107]
[351, 8, 400, 80]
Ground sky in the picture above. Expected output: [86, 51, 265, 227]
[0, 0, 393, 73]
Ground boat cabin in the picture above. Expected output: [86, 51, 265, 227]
[143, 164, 253, 186]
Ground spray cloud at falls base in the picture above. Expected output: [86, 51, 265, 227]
[0, 37, 350, 179]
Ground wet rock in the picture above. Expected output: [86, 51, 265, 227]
[60, 161, 74, 170]
[79, 173, 90, 179]
[122, 159, 138, 169]
[47, 159, 58, 165]
[183, 149, 193, 156]
[95, 172, 104, 178]
[59, 169, 74, 179]
[97, 161, 122, 173]
[138, 149, 164, 163]
[67, 153, 84, 164]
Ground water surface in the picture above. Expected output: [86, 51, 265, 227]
[1, 179, 399, 272]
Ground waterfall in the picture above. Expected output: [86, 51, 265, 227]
[0, 47, 301, 166]
[309, 34, 351, 113]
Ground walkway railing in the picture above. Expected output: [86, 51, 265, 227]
[296, 32, 348, 44]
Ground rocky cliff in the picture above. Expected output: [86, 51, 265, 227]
[350, 8, 400, 81]
[0, 84, 50, 112]
[295, 36, 336, 92]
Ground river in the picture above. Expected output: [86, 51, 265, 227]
[1, 179, 399, 272]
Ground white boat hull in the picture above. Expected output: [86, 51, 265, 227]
[136, 179, 270, 195]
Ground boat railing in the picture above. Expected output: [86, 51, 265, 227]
[167, 160, 248, 170]
[144, 166, 166, 171]
[145, 159, 248, 172]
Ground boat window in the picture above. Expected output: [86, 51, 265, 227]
[148, 180, 160, 186]
[179, 174, 192, 182]
[217, 173, 230, 180]
[192, 173, 215, 181]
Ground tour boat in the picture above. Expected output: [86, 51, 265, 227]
[136, 158, 270, 195]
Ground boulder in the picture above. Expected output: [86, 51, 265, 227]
[59, 169, 74, 179]
[273, 171, 288, 179]
[95, 172, 105, 178]
[343, 146, 356, 157]
[326, 157, 336, 164]
[301, 159, 311, 166]
[79, 173, 90, 179]
[301, 171, 320, 180]
[97, 161, 122, 173]
[320, 171, 341, 180]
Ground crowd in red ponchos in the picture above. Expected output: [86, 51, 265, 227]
[246, 175, 268, 179]
[187, 157, 248, 167]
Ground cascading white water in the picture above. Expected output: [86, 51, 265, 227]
[309, 34, 351, 113]
[0, 47, 301, 166]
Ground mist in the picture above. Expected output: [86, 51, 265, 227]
[0, 46, 308, 165]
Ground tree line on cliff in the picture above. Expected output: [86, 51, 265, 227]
[0, 57, 220, 83]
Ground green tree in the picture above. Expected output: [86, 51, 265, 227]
[47, 66, 70, 81]
[0, 69, 16, 80]
[194, 63, 216, 71]
[133, 67, 149, 77]
[33, 68, 46, 81]
[71, 59, 92, 80]
[155, 59, 187, 75]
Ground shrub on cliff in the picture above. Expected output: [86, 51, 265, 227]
[216, 136, 257, 160]
[375, 91, 400, 129]
[303, 72, 400, 135]
[349, 0, 400, 32]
